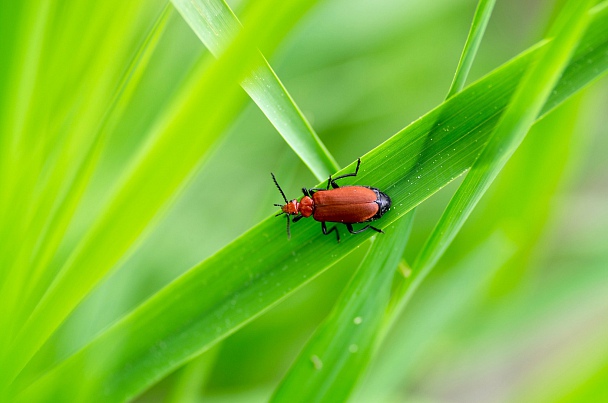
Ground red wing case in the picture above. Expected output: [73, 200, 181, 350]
[312, 186, 380, 223]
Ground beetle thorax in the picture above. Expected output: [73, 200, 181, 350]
[299, 196, 314, 217]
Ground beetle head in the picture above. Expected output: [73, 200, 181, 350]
[281, 200, 299, 215]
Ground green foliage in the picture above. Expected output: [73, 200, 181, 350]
[1, 0, 607, 401]
[272, 215, 415, 402]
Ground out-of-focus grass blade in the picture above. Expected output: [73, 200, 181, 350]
[512, 309, 608, 402]
[390, 0, 595, 320]
[359, 231, 516, 401]
[4, 4, 174, 348]
[165, 347, 219, 403]
[405, 242, 608, 403]
[446, 0, 496, 98]
[271, 214, 414, 403]
[3, 0, 319, 397]
[14, 3, 608, 400]
[172, 0, 339, 181]
[0, 0, 169, 390]
[0, 0, 55, 357]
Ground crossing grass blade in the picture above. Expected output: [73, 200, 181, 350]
[271, 215, 415, 403]
[172, 0, 339, 180]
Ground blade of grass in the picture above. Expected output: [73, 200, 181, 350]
[0, 1, 51, 228]
[446, 0, 496, 98]
[3, 3, 174, 351]
[391, 0, 594, 320]
[172, 0, 339, 181]
[398, 0, 496, 268]
[1, 0, 320, 396]
[165, 346, 219, 403]
[0, 1, 166, 285]
[0, 0, 54, 353]
[271, 214, 415, 403]
[13, 2, 608, 400]
[0, 0, 170, 385]
[358, 230, 517, 401]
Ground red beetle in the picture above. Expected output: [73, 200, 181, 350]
[272, 159, 391, 242]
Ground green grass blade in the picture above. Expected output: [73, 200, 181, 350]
[359, 231, 517, 401]
[397, 0, 495, 281]
[165, 347, 219, 403]
[0, 0, 171, 383]
[271, 214, 414, 403]
[2, 0, 318, 395]
[394, 0, 495, 293]
[13, 3, 608, 400]
[446, 0, 496, 98]
[4, 4, 174, 345]
[172, 0, 339, 180]
[367, 95, 585, 399]
[393, 0, 594, 318]
[0, 0, 55, 351]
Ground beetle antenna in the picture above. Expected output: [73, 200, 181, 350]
[286, 215, 291, 239]
[271, 173, 288, 204]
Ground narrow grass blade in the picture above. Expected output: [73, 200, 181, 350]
[398, 0, 496, 276]
[360, 231, 516, 401]
[446, 0, 496, 98]
[271, 214, 414, 403]
[13, 3, 608, 400]
[165, 347, 219, 403]
[393, 0, 594, 319]
[172, 0, 339, 180]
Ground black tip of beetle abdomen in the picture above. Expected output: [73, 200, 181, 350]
[370, 189, 391, 220]
[377, 191, 391, 215]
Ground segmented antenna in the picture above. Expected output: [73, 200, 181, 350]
[271, 173, 292, 238]
[271, 173, 288, 203]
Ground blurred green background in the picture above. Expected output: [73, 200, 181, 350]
[1, 0, 607, 401]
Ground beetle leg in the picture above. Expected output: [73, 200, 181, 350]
[321, 222, 340, 243]
[369, 226, 384, 234]
[292, 214, 304, 223]
[329, 158, 361, 188]
[345, 223, 384, 235]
